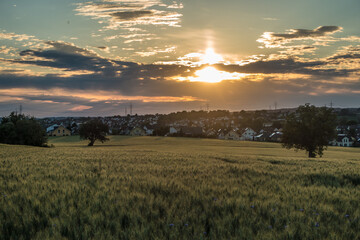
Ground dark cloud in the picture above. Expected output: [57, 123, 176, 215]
[215, 58, 351, 77]
[258, 26, 342, 48]
[1, 41, 357, 96]
[273, 26, 341, 39]
[111, 10, 154, 20]
[8, 41, 137, 77]
[1, 40, 359, 117]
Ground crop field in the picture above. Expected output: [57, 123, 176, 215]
[1, 136, 360, 239]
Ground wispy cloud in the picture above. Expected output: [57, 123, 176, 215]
[135, 46, 176, 57]
[263, 17, 278, 21]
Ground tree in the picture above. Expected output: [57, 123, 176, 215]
[0, 112, 48, 147]
[79, 119, 109, 146]
[281, 104, 337, 158]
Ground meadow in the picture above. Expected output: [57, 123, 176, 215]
[1, 136, 360, 239]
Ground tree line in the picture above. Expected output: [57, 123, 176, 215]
[0, 105, 339, 158]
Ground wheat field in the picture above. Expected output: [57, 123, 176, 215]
[1, 136, 360, 239]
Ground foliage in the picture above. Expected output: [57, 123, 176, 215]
[1, 136, 360, 239]
[79, 118, 109, 146]
[0, 112, 47, 147]
[282, 104, 337, 158]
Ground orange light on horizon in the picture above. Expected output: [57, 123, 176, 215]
[177, 66, 248, 83]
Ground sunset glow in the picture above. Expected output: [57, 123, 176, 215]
[201, 48, 224, 65]
[179, 66, 246, 83]
[0, 0, 359, 116]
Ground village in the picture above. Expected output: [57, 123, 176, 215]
[40, 108, 360, 147]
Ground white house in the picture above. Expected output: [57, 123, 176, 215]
[331, 135, 353, 147]
[240, 128, 256, 141]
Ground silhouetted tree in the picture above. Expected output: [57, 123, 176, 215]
[79, 119, 109, 146]
[282, 104, 337, 158]
[0, 112, 47, 147]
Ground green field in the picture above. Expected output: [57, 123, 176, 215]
[1, 136, 360, 239]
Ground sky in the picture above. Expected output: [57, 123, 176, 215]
[0, 0, 360, 117]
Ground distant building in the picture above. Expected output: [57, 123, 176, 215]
[224, 130, 240, 140]
[130, 127, 146, 136]
[269, 131, 283, 142]
[205, 128, 217, 138]
[331, 135, 353, 147]
[254, 132, 271, 142]
[218, 129, 226, 140]
[47, 125, 71, 136]
[240, 128, 256, 141]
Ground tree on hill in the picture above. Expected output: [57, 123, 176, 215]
[79, 119, 109, 146]
[281, 104, 337, 158]
[0, 112, 48, 147]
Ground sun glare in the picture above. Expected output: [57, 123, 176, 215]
[186, 66, 246, 83]
[201, 48, 224, 65]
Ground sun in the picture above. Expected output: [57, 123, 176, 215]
[175, 47, 247, 83]
[201, 48, 224, 65]
[188, 66, 246, 83]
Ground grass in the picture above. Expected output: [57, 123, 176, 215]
[1, 136, 360, 239]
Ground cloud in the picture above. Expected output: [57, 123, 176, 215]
[257, 26, 342, 48]
[1, 35, 360, 116]
[328, 45, 360, 60]
[0, 46, 18, 56]
[97, 46, 110, 53]
[135, 46, 176, 57]
[279, 45, 317, 55]
[74, 0, 183, 30]
[263, 17, 278, 21]
[0, 31, 38, 41]
[69, 105, 93, 111]
[6, 41, 130, 77]
[167, 2, 184, 9]
[110, 10, 154, 20]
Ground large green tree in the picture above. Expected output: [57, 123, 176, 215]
[282, 104, 337, 158]
[79, 119, 109, 146]
[0, 112, 47, 147]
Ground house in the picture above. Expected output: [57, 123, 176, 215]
[240, 128, 256, 141]
[205, 128, 217, 138]
[224, 130, 240, 140]
[130, 127, 146, 136]
[331, 134, 353, 147]
[269, 131, 283, 142]
[47, 125, 71, 136]
[254, 132, 271, 142]
[218, 129, 226, 139]
[46, 124, 59, 133]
